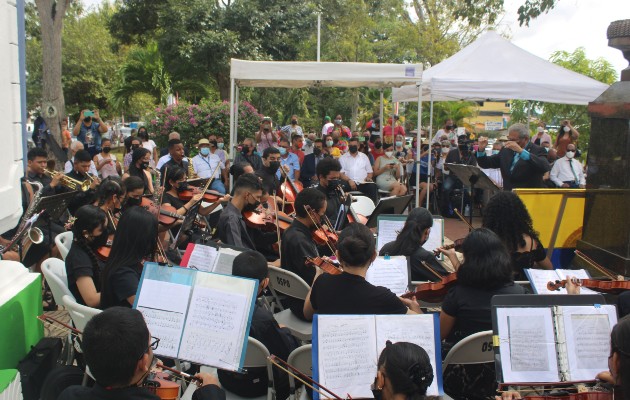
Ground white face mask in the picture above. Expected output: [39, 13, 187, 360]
[566, 151, 575, 159]
[563, 126, 571, 133]
[441, 148, 450, 154]
[385, 151, 393, 158]
[537, 127, 544, 133]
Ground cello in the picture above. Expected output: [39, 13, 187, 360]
[278, 163, 303, 214]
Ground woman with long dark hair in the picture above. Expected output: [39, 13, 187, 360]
[597, 316, 630, 399]
[482, 191, 553, 280]
[555, 119, 579, 158]
[122, 147, 154, 194]
[94, 177, 125, 230]
[379, 208, 449, 281]
[64, 205, 108, 308]
[100, 206, 158, 309]
[373, 341, 434, 400]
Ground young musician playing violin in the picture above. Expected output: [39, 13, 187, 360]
[303, 223, 421, 320]
[58, 307, 224, 400]
[122, 148, 154, 195]
[281, 188, 327, 319]
[314, 157, 345, 227]
[95, 177, 125, 230]
[65, 205, 109, 308]
[100, 207, 158, 309]
[122, 176, 145, 210]
[379, 208, 450, 282]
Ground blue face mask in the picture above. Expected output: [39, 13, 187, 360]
[492, 149, 499, 155]
[279, 147, 287, 156]
[217, 143, 224, 149]
[200, 147, 210, 156]
[395, 141, 403, 147]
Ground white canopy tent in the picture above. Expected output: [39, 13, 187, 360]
[392, 31, 608, 104]
[229, 59, 424, 199]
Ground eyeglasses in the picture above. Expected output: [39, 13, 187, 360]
[139, 336, 160, 359]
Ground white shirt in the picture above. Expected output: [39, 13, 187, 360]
[432, 129, 458, 145]
[322, 122, 334, 136]
[142, 140, 158, 167]
[550, 156, 586, 187]
[156, 154, 171, 169]
[192, 153, 224, 179]
[64, 157, 98, 176]
[339, 152, 373, 183]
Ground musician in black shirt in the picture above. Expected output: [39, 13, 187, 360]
[314, 157, 344, 227]
[65, 149, 100, 215]
[159, 139, 189, 182]
[255, 147, 282, 196]
[281, 188, 327, 319]
[26, 147, 63, 195]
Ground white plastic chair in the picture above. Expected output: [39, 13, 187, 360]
[352, 195, 376, 217]
[62, 295, 101, 332]
[442, 330, 494, 369]
[287, 345, 312, 400]
[41, 258, 74, 306]
[55, 231, 73, 261]
[267, 266, 313, 341]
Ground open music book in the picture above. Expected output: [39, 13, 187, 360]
[313, 314, 443, 399]
[376, 215, 444, 260]
[365, 256, 411, 296]
[525, 268, 596, 295]
[494, 304, 617, 383]
[133, 262, 258, 371]
[180, 242, 247, 275]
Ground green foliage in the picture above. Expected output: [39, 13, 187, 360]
[517, 0, 558, 26]
[145, 101, 263, 150]
[403, 101, 477, 135]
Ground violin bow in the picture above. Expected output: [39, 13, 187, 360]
[305, 205, 336, 255]
[574, 250, 618, 280]
[155, 363, 202, 384]
[453, 208, 474, 231]
[268, 355, 345, 400]
[37, 314, 83, 338]
[420, 261, 444, 280]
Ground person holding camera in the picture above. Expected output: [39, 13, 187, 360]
[433, 118, 458, 146]
[555, 119, 580, 158]
[255, 117, 278, 154]
[73, 109, 109, 157]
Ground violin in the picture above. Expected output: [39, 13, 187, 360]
[178, 187, 223, 203]
[401, 273, 457, 303]
[304, 205, 338, 249]
[433, 237, 465, 257]
[143, 371, 180, 400]
[141, 197, 185, 226]
[278, 165, 303, 213]
[305, 256, 343, 275]
[243, 198, 294, 232]
[547, 277, 630, 294]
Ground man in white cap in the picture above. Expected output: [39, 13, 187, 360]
[192, 138, 226, 194]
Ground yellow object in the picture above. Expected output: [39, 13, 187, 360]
[493, 335, 500, 347]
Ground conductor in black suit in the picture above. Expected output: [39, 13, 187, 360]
[476, 123, 550, 190]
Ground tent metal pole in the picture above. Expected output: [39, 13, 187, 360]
[379, 89, 384, 141]
[229, 78, 236, 189]
[235, 85, 240, 147]
[426, 91, 434, 210]
[415, 84, 422, 207]
[317, 13, 321, 62]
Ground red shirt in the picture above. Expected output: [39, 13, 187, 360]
[289, 148, 304, 166]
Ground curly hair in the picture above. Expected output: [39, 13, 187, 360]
[482, 192, 540, 253]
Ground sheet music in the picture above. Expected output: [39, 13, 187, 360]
[525, 269, 568, 294]
[365, 256, 409, 296]
[135, 279, 191, 359]
[178, 286, 249, 369]
[214, 247, 241, 275]
[423, 218, 444, 255]
[496, 307, 559, 383]
[561, 305, 617, 381]
[376, 219, 405, 252]
[317, 315, 377, 399]
[187, 244, 219, 272]
[375, 315, 441, 396]
[555, 269, 597, 295]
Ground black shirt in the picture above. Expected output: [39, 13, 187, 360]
[255, 167, 280, 196]
[218, 301, 299, 400]
[65, 241, 101, 306]
[310, 272, 408, 315]
[101, 264, 142, 309]
[64, 170, 97, 215]
[128, 164, 150, 193]
[58, 383, 225, 400]
[441, 283, 526, 344]
[379, 241, 449, 282]
[159, 158, 188, 184]
[27, 171, 58, 196]
[216, 202, 255, 250]
[234, 152, 263, 172]
[314, 184, 343, 228]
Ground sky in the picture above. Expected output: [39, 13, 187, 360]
[85, 0, 629, 79]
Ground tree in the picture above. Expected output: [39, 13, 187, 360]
[517, 0, 558, 26]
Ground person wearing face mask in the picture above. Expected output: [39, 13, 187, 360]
[476, 123, 550, 190]
[374, 143, 407, 196]
[382, 115, 406, 145]
[94, 138, 121, 179]
[58, 307, 223, 400]
[124, 137, 142, 173]
[326, 114, 351, 139]
[65, 140, 99, 176]
[276, 137, 301, 182]
[255, 117, 279, 154]
[73, 109, 109, 157]
[302, 132, 316, 155]
[555, 119, 580, 158]
[433, 118, 458, 146]
[371, 341, 434, 400]
[300, 139, 326, 187]
[216, 173, 266, 250]
[95, 177, 125, 232]
[234, 137, 264, 172]
[340, 137, 379, 205]
[122, 176, 145, 210]
[255, 146, 283, 197]
[530, 122, 552, 146]
[314, 158, 345, 228]
[321, 116, 334, 136]
[379, 208, 449, 282]
[65, 205, 109, 308]
[192, 139, 227, 194]
[281, 114, 304, 138]
[208, 134, 229, 169]
[549, 143, 586, 188]
[289, 134, 305, 166]
[372, 138, 385, 161]
[135, 127, 156, 167]
[323, 135, 341, 158]
[123, 148, 154, 195]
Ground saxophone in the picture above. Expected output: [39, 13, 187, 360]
[150, 167, 161, 203]
[187, 157, 197, 180]
[0, 180, 44, 256]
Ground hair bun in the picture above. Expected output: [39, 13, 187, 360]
[408, 362, 434, 392]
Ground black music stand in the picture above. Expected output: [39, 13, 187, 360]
[445, 164, 501, 227]
[172, 202, 201, 249]
[34, 191, 77, 257]
[365, 194, 413, 228]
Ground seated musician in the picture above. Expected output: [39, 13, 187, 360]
[65, 205, 109, 308]
[280, 188, 327, 319]
[64, 149, 101, 215]
[159, 139, 189, 181]
[216, 173, 266, 251]
[218, 251, 299, 400]
[122, 148, 154, 195]
[379, 208, 450, 282]
[255, 147, 284, 197]
[64, 140, 98, 176]
[373, 341, 434, 400]
[122, 176, 145, 209]
[482, 191, 553, 280]
[303, 223, 421, 320]
[58, 307, 224, 400]
[314, 158, 345, 227]
[437, 228, 526, 399]
[191, 138, 226, 194]
[95, 177, 125, 231]
[26, 147, 63, 195]
[100, 207, 159, 309]
[596, 316, 630, 397]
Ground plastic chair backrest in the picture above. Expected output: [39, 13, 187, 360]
[244, 337, 275, 400]
[42, 258, 74, 306]
[352, 195, 376, 217]
[287, 345, 312, 400]
[62, 295, 101, 332]
[267, 266, 311, 300]
[55, 231, 73, 261]
[442, 330, 494, 367]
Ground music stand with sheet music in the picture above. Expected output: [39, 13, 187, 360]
[365, 194, 413, 228]
[445, 164, 501, 227]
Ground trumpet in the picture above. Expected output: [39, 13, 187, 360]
[44, 169, 91, 192]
